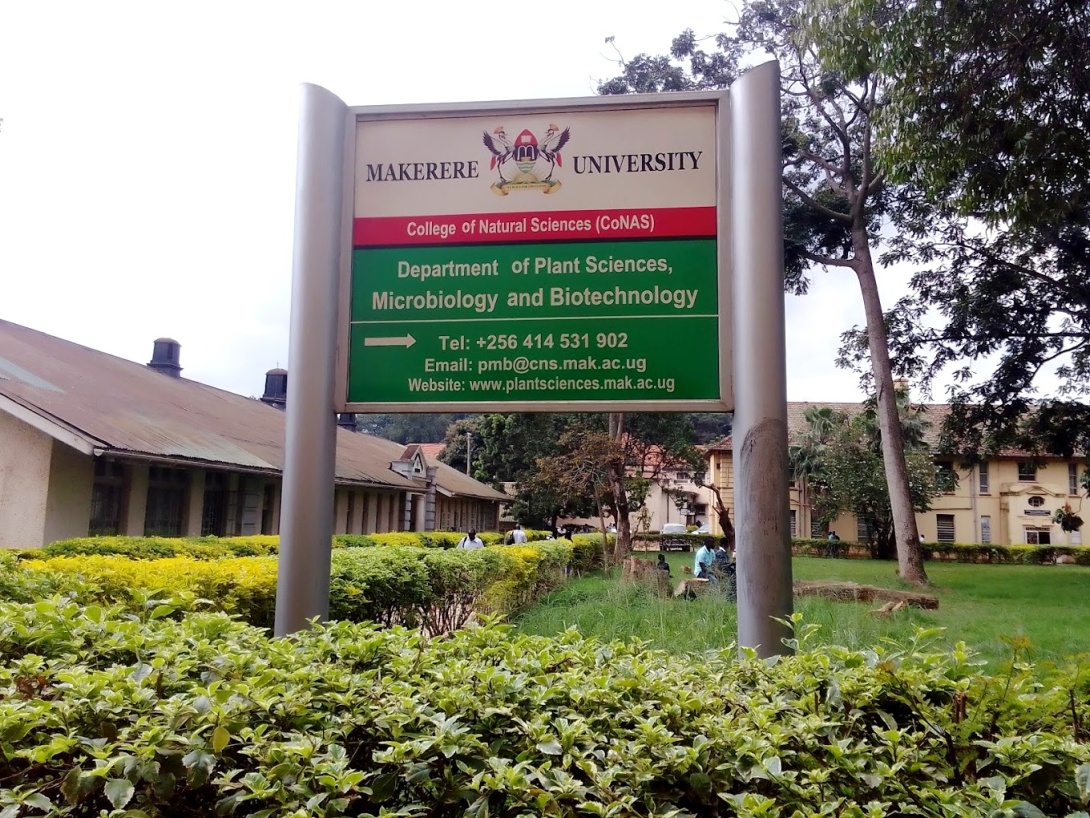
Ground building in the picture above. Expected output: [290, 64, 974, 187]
[703, 401, 1088, 547]
[0, 320, 507, 548]
[632, 463, 712, 534]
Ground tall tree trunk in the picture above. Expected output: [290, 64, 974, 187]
[608, 412, 632, 563]
[852, 231, 929, 586]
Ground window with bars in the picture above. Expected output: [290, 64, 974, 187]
[201, 472, 228, 537]
[1017, 462, 1037, 482]
[856, 517, 871, 542]
[145, 467, 188, 537]
[936, 514, 956, 543]
[789, 509, 797, 537]
[979, 461, 990, 494]
[1070, 463, 1080, 495]
[935, 461, 956, 493]
[980, 515, 991, 544]
[90, 459, 126, 535]
[810, 518, 823, 538]
[1025, 527, 1051, 545]
[261, 483, 277, 535]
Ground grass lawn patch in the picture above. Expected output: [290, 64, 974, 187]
[514, 552, 1090, 669]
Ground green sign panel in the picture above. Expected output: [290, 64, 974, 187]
[342, 102, 727, 411]
[348, 239, 719, 405]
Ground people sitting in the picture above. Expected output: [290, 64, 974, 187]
[656, 553, 672, 576]
[694, 539, 716, 579]
[711, 542, 736, 600]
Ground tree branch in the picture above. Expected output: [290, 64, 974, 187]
[784, 177, 854, 223]
[799, 249, 858, 269]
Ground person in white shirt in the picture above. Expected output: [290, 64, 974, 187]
[510, 524, 528, 544]
[458, 529, 484, 549]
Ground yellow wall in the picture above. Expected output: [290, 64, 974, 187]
[706, 447, 1087, 546]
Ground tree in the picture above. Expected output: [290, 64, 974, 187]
[438, 418, 481, 477]
[689, 412, 733, 444]
[600, 0, 930, 584]
[793, 395, 949, 558]
[357, 413, 470, 444]
[531, 426, 628, 565]
[789, 406, 843, 533]
[468, 413, 575, 528]
[810, 0, 1090, 460]
[607, 412, 701, 562]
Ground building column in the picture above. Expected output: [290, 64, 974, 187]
[365, 493, 378, 534]
[124, 462, 149, 536]
[333, 488, 346, 535]
[185, 470, 206, 537]
[425, 467, 437, 531]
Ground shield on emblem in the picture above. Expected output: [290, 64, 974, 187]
[513, 129, 539, 173]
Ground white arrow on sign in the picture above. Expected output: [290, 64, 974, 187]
[364, 334, 416, 349]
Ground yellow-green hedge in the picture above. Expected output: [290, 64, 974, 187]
[14, 539, 575, 631]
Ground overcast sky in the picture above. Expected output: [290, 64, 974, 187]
[1, 0, 917, 406]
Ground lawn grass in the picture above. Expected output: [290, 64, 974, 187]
[513, 552, 1090, 670]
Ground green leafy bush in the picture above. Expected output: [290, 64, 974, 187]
[0, 602, 1087, 816]
[569, 533, 605, 574]
[792, 537, 1090, 565]
[35, 535, 281, 560]
[10, 540, 574, 632]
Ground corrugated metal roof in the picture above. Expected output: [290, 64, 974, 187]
[416, 442, 446, 461]
[400, 443, 509, 502]
[0, 319, 426, 490]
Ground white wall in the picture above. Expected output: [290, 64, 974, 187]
[0, 411, 52, 548]
[43, 441, 93, 544]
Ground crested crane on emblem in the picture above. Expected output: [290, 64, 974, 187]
[540, 124, 570, 184]
[482, 123, 571, 195]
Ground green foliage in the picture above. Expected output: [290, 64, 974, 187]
[791, 537, 1090, 566]
[568, 534, 606, 575]
[599, 0, 931, 579]
[809, 0, 1090, 456]
[36, 534, 281, 560]
[521, 555, 1090, 669]
[8, 539, 576, 632]
[356, 412, 470, 443]
[1, 602, 1088, 815]
[790, 395, 945, 559]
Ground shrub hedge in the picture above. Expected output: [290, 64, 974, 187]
[29, 530, 557, 561]
[12, 540, 573, 632]
[35, 535, 281, 560]
[792, 537, 1090, 564]
[0, 601, 1087, 816]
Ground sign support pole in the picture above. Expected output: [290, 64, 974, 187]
[730, 61, 793, 657]
[275, 84, 347, 636]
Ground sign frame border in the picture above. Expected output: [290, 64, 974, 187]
[333, 90, 732, 414]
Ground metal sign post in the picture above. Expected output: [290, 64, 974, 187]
[274, 84, 348, 637]
[730, 61, 793, 657]
[277, 65, 790, 650]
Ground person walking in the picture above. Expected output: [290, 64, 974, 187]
[458, 528, 484, 549]
[510, 524, 528, 544]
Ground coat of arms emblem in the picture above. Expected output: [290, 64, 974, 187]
[482, 124, 571, 195]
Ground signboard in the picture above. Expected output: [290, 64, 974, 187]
[336, 97, 730, 412]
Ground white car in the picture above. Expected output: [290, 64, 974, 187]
[694, 523, 710, 534]
[660, 523, 688, 535]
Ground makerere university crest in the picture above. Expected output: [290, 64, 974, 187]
[481, 124, 570, 195]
